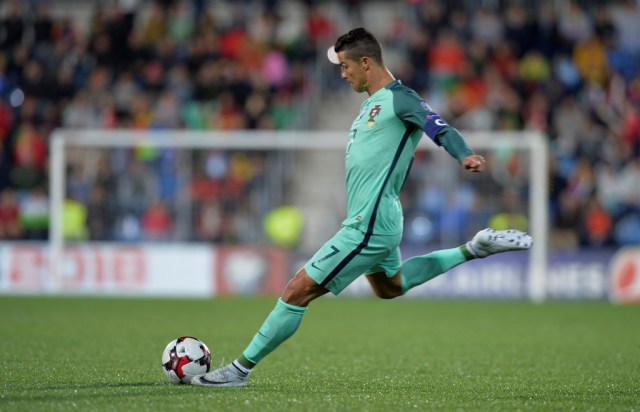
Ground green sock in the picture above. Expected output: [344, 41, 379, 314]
[240, 298, 308, 368]
[400, 246, 470, 294]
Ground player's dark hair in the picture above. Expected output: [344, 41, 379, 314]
[334, 27, 384, 65]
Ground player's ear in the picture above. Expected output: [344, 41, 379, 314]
[361, 56, 370, 70]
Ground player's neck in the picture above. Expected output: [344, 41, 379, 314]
[366, 67, 395, 96]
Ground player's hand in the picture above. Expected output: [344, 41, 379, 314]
[462, 154, 485, 173]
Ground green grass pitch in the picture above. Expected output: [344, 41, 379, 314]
[1, 296, 638, 411]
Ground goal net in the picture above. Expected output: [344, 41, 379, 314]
[48, 129, 548, 300]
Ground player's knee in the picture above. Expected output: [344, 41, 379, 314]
[367, 272, 403, 299]
[281, 269, 328, 306]
[373, 285, 402, 300]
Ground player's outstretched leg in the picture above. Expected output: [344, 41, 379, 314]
[399, 228, 532, 294]
[465, 228, 532, 258]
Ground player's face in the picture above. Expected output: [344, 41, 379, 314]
[337, 52, 367, 93]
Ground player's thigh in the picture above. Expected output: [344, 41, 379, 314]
[364, 246, 401, 278]
[364, 247, 403, 297]
[304, 226, 397, 295]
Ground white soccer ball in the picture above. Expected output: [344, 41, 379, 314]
[161, 336, 211, 384]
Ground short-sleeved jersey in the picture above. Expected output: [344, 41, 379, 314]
[341, 80, 444, 236]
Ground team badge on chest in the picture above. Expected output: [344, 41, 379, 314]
[366, 105, 381, 128]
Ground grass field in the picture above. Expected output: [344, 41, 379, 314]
[1, 296, 638, 411]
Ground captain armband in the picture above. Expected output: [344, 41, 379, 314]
[423, 113, 448, 143]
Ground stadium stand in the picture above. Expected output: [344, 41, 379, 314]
[0, 0, 638, 249]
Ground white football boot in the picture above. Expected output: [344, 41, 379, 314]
[192, 362, 249, 387]
[466, 228, 532, 258]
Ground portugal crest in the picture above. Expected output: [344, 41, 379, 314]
[367, 105, 381, 128]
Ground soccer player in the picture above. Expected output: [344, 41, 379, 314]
[193, 27, 532, 387]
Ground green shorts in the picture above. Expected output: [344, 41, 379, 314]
[304, 225, 403, 295]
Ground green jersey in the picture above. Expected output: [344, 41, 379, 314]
[341, 80, 447, 236]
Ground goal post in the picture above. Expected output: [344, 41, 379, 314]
[49, 129, 548, 300]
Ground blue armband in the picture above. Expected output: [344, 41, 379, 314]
[423, 113, 448, 143]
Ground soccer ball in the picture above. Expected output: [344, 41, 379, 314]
[162, 336, 211, 384]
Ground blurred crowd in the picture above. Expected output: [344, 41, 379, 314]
[0, 0, 639, 249]
[0, 0, 320, 242]
[392, 0, 640, 248]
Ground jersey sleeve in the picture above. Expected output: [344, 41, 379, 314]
[392, 85, 474, 163]
[392, 87, 448, 145]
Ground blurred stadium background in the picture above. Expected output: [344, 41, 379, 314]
[0, 0, 639, 302]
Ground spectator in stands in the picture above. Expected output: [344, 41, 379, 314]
[141, 199, 172, 241]
[117, 158, 158, 216]
[194, 197, 223, 242]
[66, 164, 90, 206]
[533, 4, 560, 59]
[573, 33, 609, 86]
[579, 193, 613, 247]
[558, 1, 593, 48]
[0, 101, 13, 149]
[63, 193, 88, 241]
[503, 3, 536, 57]
[469, 6, 504, 50]
[167, 1, 194, 44]
[0, 187, 22, 239]
[0, 140, 11, 191]
[488, 188, 529, 232]
[10, 121, 47, 190]
[19, 185, 48, 240]
[0, 0, 23, 51]
[609, 0, 640, 55]
[153, 90, 182, 128]
[86, 186, 112, 241]
[140, 3, 167, 45]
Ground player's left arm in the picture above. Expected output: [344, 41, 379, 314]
[435, 127, 486, 173]
[461, 153, 486, 173]
[396, 87, 485, 173]
[420, 105, 485, 173]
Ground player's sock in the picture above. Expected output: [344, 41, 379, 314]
[231, 359, 251, 375]
[240, 298, 308, 367]
[400, 246, 469, 294]
[236, 355, 255, 370]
